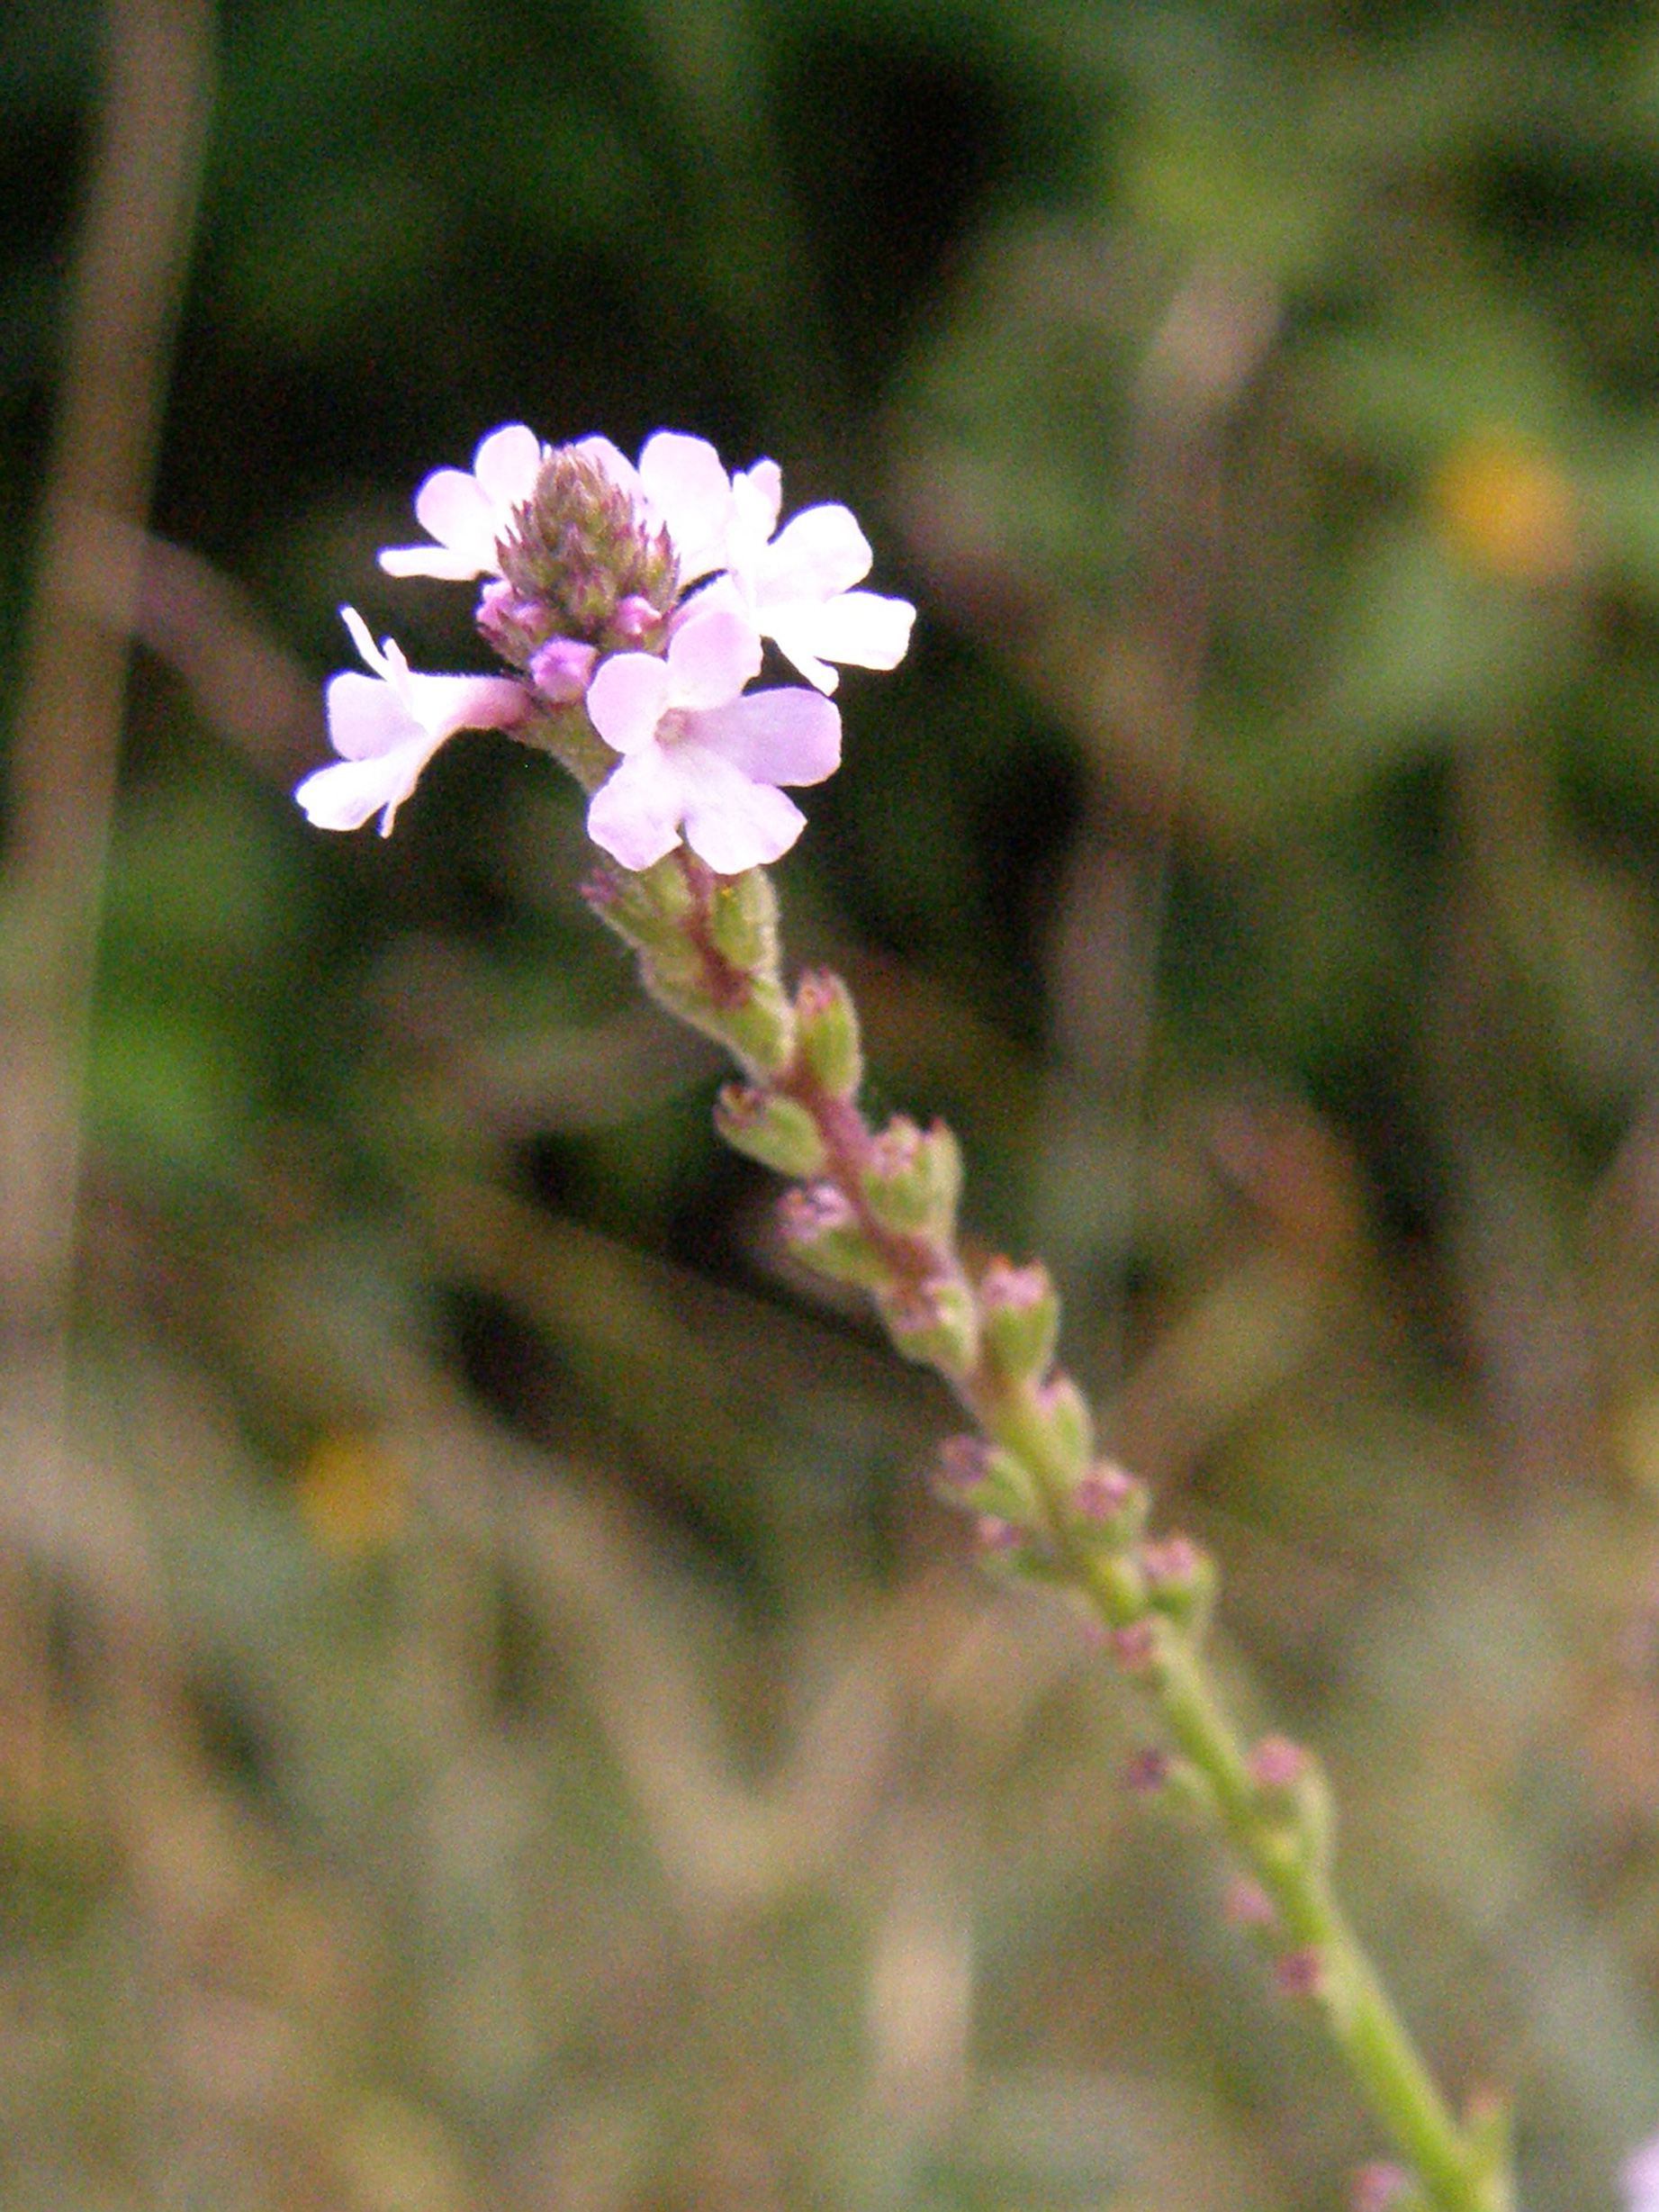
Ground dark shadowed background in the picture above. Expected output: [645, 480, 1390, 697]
[7, 2, 1659, 2206]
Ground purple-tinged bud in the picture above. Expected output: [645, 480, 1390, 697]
[714, 1084, 826, 1178]
[528, 636, 599, 702]
[933, 1434, 1036, 1520]
[612, 593, 662, 640]
[1222, 1877, 1276, 1928]
[1351, 2164, 1411, 2212]
[861, 1116, 962, 1239]
[1140, 1535, 1217, 1629]
[1107, 1621, 1159, 1672]
[976, 1512, 1023, 1554]
[1030, 1373, 1094, 1479]
[877, 1273, 979, 1377]
[792, 969, 862, 1101]
[780, 1183, 888, 1288]
[496, 445, 681, 655]
[978, 1258, 1060, 1383]
[1247, 1735, 1306, 1793]
[1273, 1946, 1323, 1999]
[1123, 1747, 1169, 1793]
[1072, 1458, 1150, 1543]
[938, 1435, 993, 1490]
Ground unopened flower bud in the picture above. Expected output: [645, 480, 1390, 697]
[1072, 1458, 1150, 1542]
[978, 1259, 1059, 1382]
[707, 866, 782, 979]
[496, 445, 680, 656]
[861, 1117, 962, 1239]
[976, 1512, 1024, 1555]
[1030, 1373, 1094, 1479]
[1108, 1621, 1159, 1672]
[612, 593, 662, 640]
[792, 969, 862, 1100]
[1273, 1946, 1323, 1999]
[877, 1274, 979, 1377]
[1123, 1747, 1170, 1793]
[933, 1433, 1036, 1520]
[1247, 1735, 1306, 1794]
[714, 1085, 826, 1178]
[528, 636, 599, 702]
[779, 1183, 888, 1288]
[1351, 2163, 1412, 2212]
[1222, 1877, 1276, 1929]
[1139, 1535, 1217, 1629]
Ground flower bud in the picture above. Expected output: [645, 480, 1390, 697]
[978, 1259, 1059, 1383]
[933, 1433, 1036, 1521]
[1139, 1535, 1217, 1630]
[1030, 1373, 1094, 1479]
[495, 446, 679, 658]
[780, 1183, 887, 1288]
[714, 1085, 826, 1178]
[527, 636, 599, 702]
[792, 968, 862, 1100]
[877, 1274, 979, 1377]
[707, 867, 781, 977]
[1072, 1458, 1150, 1543]
[861, 1117, 961, 1239]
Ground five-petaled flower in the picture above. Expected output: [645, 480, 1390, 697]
[303, 423, 913, 870]
[585, 603, 840, 873]
[296, 608, 527, 835]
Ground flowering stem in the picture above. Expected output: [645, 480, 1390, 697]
[586, 845, 1518, 2212]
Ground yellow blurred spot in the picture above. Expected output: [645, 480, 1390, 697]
[293, 1431, 406, 1557]
[1429, 433, 1580, 582]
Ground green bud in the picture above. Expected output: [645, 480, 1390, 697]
[1029, 1373, 1094, 1479]
[933, 1434, 1039, 1521]
[978, 1258, 1059, 1382]
[861, 1117, 962, 1239]
[722, 979, 796, 1078]
[707, 867, 781, 979]
[793, 969, 862, 1099]
[496, 446, 680, 654]
[1139, 1536, 1218, 1633]
[1071, 1459, 1150, 1545]
[877, 1274, 979, 1377]
[779, 1185, 888, 1289]
[714, 1085, 826, 1178]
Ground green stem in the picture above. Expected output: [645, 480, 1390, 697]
[592, 855, 1516, 2212]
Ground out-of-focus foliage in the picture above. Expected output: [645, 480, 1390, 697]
[8, 1, 1659, 2206]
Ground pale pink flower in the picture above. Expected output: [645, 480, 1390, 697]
[584, 602, 840, 874]
[1624, 2133, 1659, 2212]
[378, 423, 546, 581]
[694, 456, 915, 693]
[296, 608, 527, 835]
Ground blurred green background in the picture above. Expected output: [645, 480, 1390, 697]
[9, 1, 1659, 2205]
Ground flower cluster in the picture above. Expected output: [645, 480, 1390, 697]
[296, 425, 915, 872]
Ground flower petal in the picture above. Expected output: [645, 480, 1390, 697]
[585, 744, 687, 870]
[674, 744, 807, 872]
[731, 460, 782, 546]
[326, 669, 420, 760]
[764, 588, 915, 691]
[378, 540, 495, 581]
[587, 652, 673, 754]
[401, 671, 527, 739]
[471, 422, 544, 506]
[685, 687, 841, 787]
[639, 432, 735, 582]
[664, 603, 762, 710]
[295, 732, 449, 835]
[753, 502, 871, 606]
[408, 468, 501, 575]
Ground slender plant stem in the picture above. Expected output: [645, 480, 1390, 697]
[585, 844, 1518, 2212]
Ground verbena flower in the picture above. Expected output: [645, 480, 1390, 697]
[692, 457, 916, 693]
[584, 601, 839, 873]
[1624, 2134, 1659, 2212]
[296, 607, 527, 835]
[378, 423, 547, 582]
